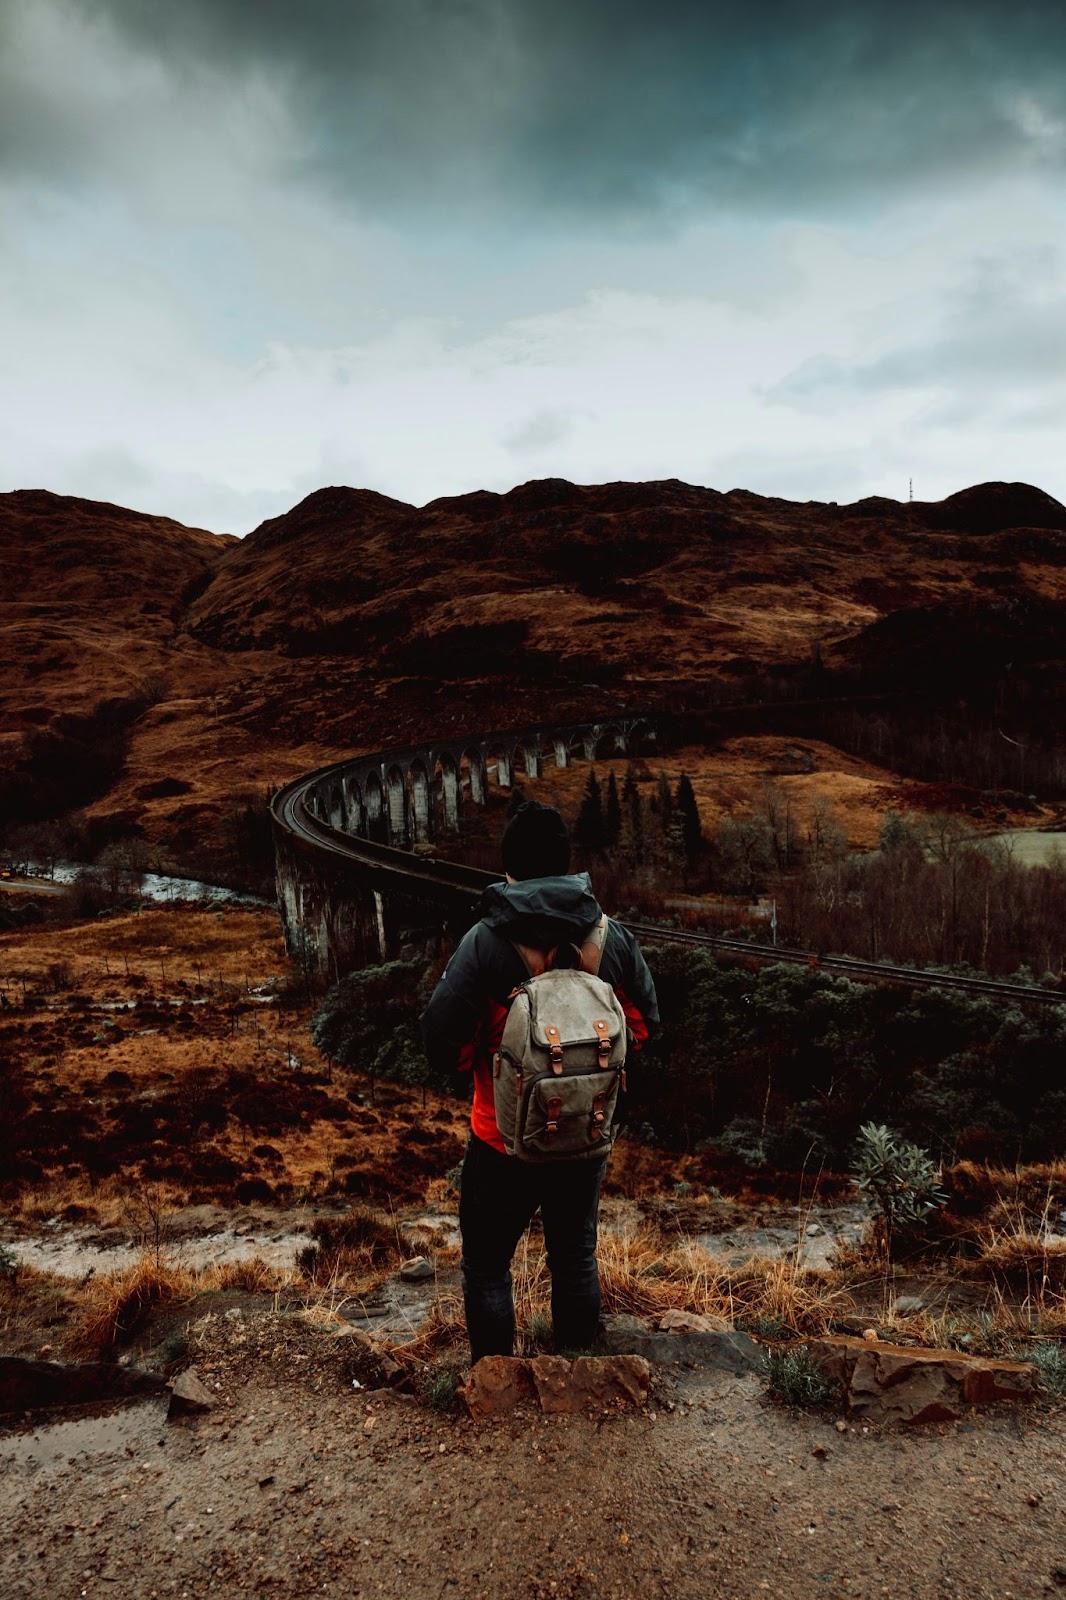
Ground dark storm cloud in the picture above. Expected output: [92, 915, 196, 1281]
[21, 0, 1066, 219]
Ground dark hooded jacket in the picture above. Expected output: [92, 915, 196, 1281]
[420, 873, 659, 1152]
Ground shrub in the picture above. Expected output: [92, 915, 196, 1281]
[765, 1346, 842, 1409]
[416, 1361, 465, 1413]
[297, 1206, 399, 1284]
[1022, 1341, 1066, 1396]
[312, 958, 438, 1102]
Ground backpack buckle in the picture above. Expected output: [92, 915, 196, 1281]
[594, 1018, 611, 1062]
[545, 1095, 562, 1135]
[544, 1024, 564, 1074]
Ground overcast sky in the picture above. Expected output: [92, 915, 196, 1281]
[3, 0, 1066, 532]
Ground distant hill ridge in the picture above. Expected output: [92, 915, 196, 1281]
[1, 472, 1065, 739]
[1, 474, 1064, 863]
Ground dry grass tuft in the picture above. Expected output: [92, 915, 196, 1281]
[978, 1233, 1066, 1297]
[593, 1227, 851, 1334]
[72, 1253, 195, 1355]
[297, 1207, 403, 1290]
[202, 1257, 288, 1294]
[389, 1290, 466, 1365]
[391, 1222, 853, 1370]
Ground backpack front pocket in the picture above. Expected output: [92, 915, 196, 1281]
[520, 1069, 620, 1157]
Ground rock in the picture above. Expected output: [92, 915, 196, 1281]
[892, 1295, 925, 1315]
[805, 1223, 823, 1237]
[862, 1329, 879, 1342]
[657, 1309, 731, 1334]
[460, 1354, 651, 1418]
[806, 1336, 1038, 1425]
[572, 1355, 651, 1408]
[601, 1315, 762, 1375]
[532, 1355, 652, 1414]
[399, 1255, 435, 1283]
[529, 1355, 572, 1412]
[0, 1357, 167, 1415]
[341, 1330, 402, 1389]
[168, 1368, 216, 1418]
[460, 1356, 536, 1419]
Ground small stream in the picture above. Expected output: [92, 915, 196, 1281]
[693, 1203, 871, 1271]
[3, 1219, 312, 1279]
[14, 861, 269, 906]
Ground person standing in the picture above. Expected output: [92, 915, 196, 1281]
[420, 800, 658, 1363]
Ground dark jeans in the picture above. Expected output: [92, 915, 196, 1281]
[459, 1133, 607, 1364]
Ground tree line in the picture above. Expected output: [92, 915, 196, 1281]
[312, 943, 1066, 1171]
[564, 765, 1066, 980]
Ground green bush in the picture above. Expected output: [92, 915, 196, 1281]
[765, 1346, 842, 1409]
[312, 958, 439, 1099]
[313, 941, 1066, 1171]
[852, 1123, 948, 1230]
[1020, 1341, 1066, 1396]
[416, 1362, 465, 1413]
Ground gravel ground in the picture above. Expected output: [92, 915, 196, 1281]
[2, 1334, 1064, 1600]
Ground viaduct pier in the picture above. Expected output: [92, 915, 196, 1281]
[269, 716, 657, 983]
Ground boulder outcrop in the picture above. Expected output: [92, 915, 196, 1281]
[806, 1336, 1038, 1424]
[460, 1354, 651, 1420]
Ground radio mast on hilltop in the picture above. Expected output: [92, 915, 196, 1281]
[909, 477, 914, 502]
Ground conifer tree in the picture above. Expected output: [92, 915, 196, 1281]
[575, 768, 607, 855]
[622, 765, 643, 864]
[605, 771, 622, 849]
[674, 772, 703, 870]
[655, 771, 673, 836]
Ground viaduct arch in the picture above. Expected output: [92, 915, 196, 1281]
[271, 715, 658, 984]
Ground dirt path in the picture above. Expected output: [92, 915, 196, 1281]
[2, 1365, 1063, 1600]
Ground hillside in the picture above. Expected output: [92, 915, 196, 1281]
[0, 490, 235, 727]
[187, 477, 1066, 688]
[2, 477, 1065, 871]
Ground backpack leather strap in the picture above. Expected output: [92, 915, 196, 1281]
[511, 941, 550, 978]
[510, 915, 608, 981]
[577, 915, 609, 976]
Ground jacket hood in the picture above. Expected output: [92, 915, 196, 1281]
[479, 872, 602, 948]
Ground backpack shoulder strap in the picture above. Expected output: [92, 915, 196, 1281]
[510, 940, 552, 978]
[576, 914, 609, 976]
[510, 915, 608, 980]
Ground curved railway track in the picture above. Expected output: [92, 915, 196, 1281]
[272, 768, 1066, 1009]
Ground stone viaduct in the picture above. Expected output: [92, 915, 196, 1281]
[270, 715, 658, 984]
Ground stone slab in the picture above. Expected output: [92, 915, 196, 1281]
[806, 1336, 1038, 1424]
[461, 1354, 651, 1419]
[601, 1314, 762, 1375]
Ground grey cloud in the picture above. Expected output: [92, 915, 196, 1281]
[776, 252, 1066, 403]
[12, 0, 1066, 223]
[503, 407, 578, 453]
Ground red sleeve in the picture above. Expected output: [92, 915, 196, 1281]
[615, 987, 649, 1051]
[456, 1000, 509, 1075]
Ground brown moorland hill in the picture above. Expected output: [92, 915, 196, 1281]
[187, 477, 1066, 695]
[0, 489, 235, 728]
[0, 491, 349, 865]
[2, 477, 1065, 868]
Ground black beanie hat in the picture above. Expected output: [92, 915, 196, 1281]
[501, 800, 571, 880]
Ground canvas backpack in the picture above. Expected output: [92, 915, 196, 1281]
[493, 915, 627, 1162]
